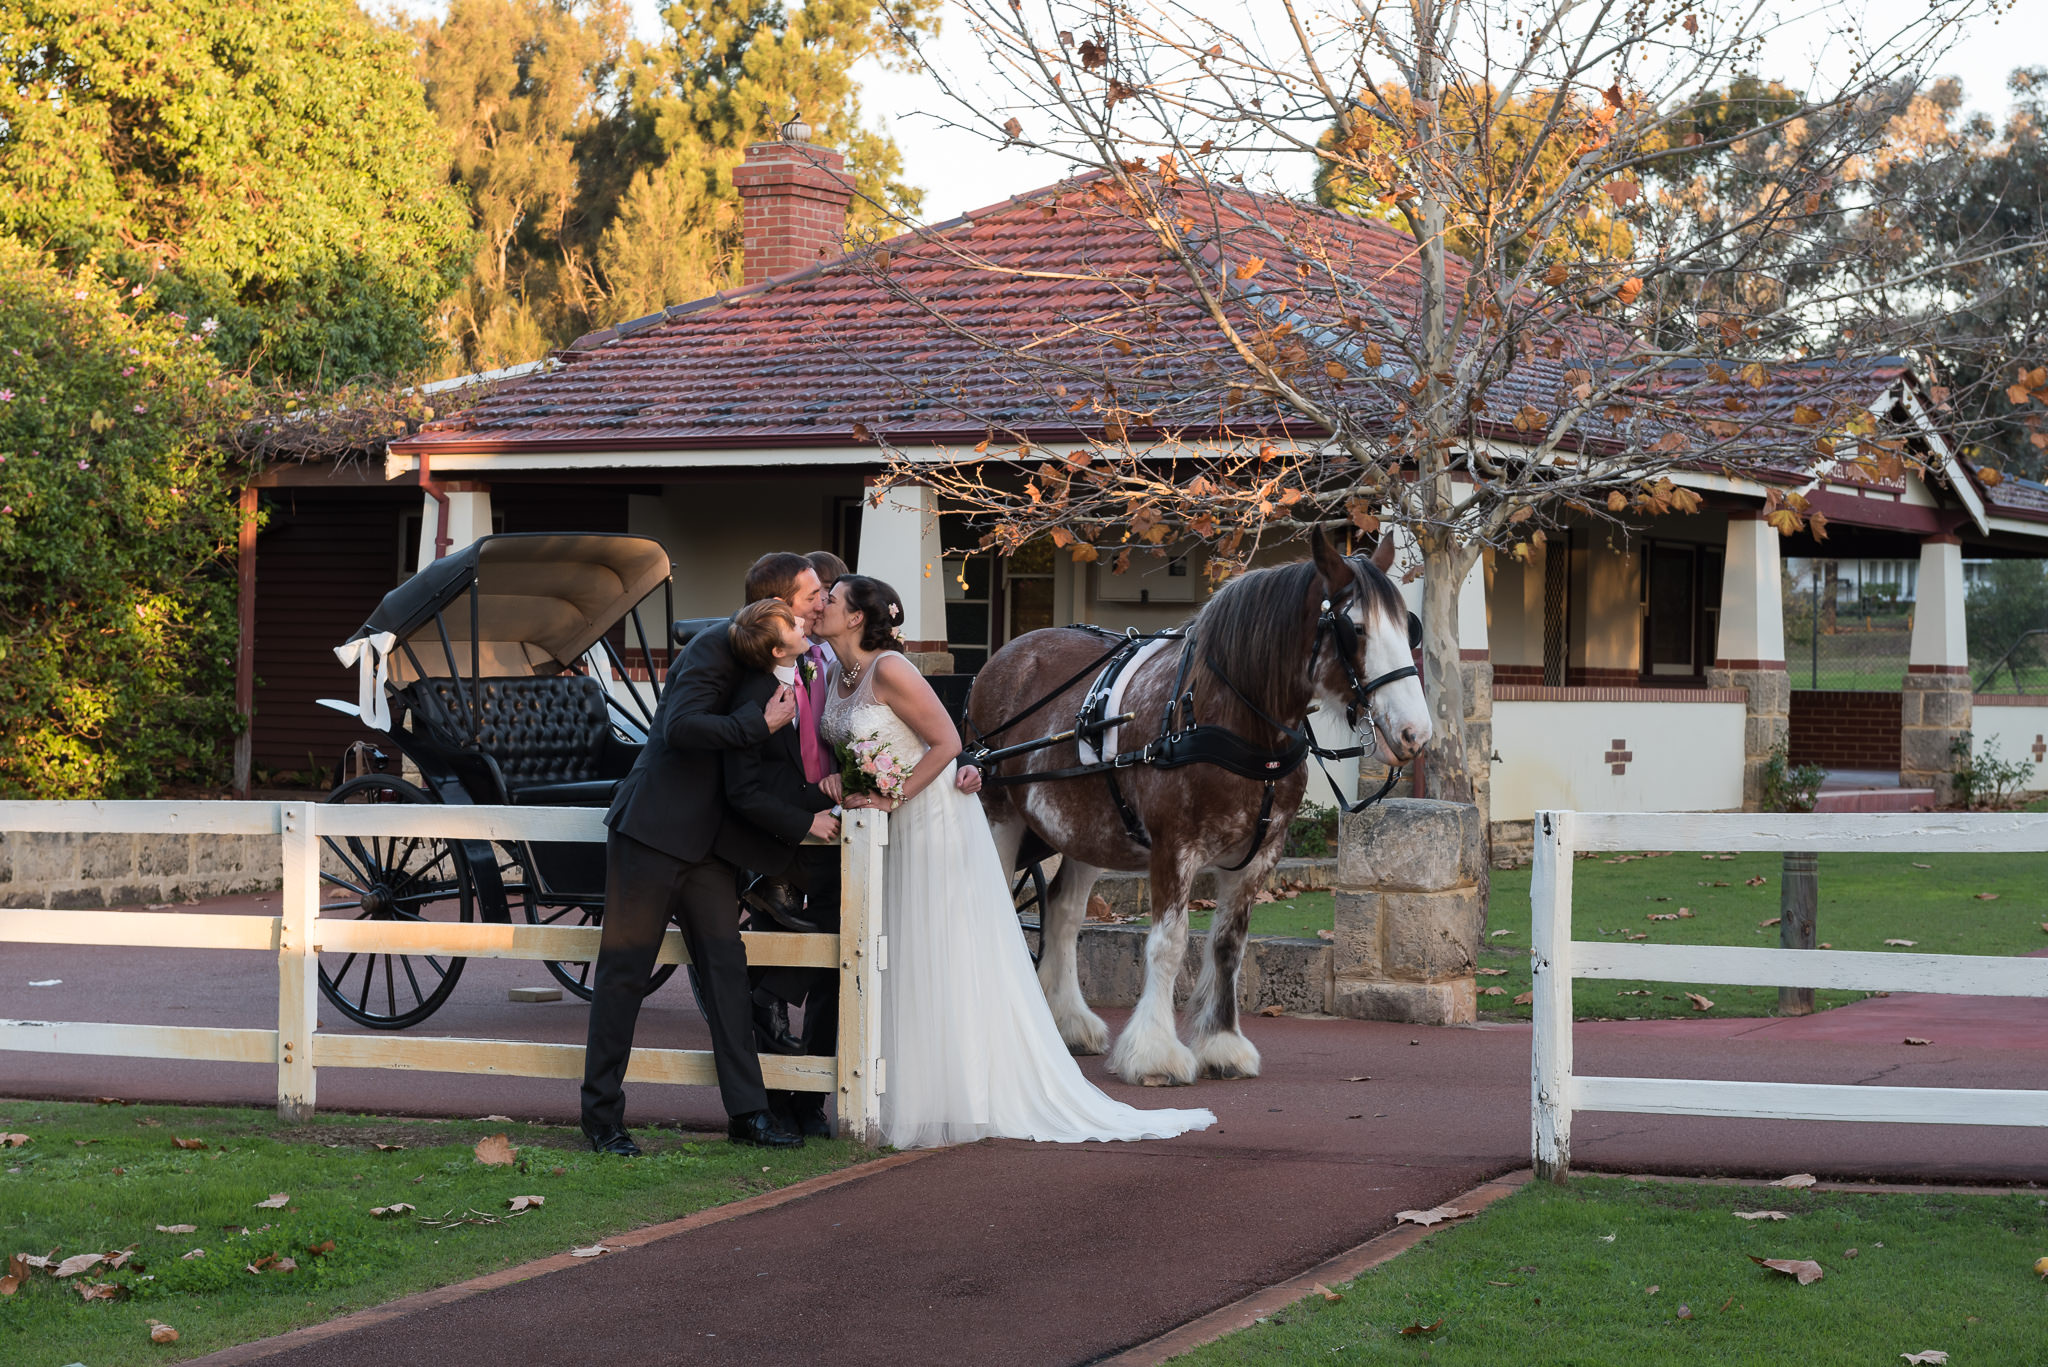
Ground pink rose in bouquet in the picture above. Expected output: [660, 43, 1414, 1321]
[839, 732, 909, 802]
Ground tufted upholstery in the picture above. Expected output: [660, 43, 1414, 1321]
[404, 675, 627, 794]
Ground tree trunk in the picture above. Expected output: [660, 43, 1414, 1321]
[1420, 538, 1478, 805]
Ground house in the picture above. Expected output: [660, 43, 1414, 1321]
[239, 123, 2048, 835]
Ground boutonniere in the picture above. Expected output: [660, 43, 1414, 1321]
[798, 657, 818, 686]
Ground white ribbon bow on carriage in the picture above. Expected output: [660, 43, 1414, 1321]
[332, 631, 398, 732]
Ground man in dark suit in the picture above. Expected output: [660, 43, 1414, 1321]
[580, 552, 823, 1155]
[722, 599, 843, 1137]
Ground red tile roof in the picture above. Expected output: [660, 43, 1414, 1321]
[393, 174, 1637, 456]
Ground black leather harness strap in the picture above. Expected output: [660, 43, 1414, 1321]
[969, 571, 1424, 869]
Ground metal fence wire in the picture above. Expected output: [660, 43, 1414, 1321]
[1782, 564, 1914, 691]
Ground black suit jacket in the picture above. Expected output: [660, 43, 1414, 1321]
[717, 668, 835, 876]
[604, 616, 767, 864]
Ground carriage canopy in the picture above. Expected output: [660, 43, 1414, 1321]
[343, 533, 672, 679]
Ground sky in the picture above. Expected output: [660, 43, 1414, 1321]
[378, 0, 2038, 224]
[628, 0, 2042, 223]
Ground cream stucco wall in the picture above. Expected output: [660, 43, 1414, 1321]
[1969, 699, 2048, 793]
[1491, 699, 1747, 821]
[628, 477, 861, 616]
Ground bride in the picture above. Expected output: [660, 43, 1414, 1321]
[809, 573, 1215, 1149]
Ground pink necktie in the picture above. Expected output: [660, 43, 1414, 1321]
[798, 646, 831, 783]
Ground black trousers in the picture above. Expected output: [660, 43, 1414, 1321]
[581, 831, 765, 1130]
[754, 844, 842, 1063]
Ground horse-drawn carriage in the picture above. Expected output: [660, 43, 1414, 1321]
[315, 533, 680, 1028]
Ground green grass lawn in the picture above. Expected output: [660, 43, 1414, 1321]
[1183, 845, 2048, 1023]
[0, 1100, 866, 1366]
[1171, 1176, 2048, 1367]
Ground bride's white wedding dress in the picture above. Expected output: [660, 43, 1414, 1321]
[822, 653, 1215, 1149]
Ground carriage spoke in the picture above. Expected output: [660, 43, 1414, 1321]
[398, 954, 427, 1004]
[383, 956, 398, 1017]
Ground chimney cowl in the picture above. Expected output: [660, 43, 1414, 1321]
[779, 109, 812, 145]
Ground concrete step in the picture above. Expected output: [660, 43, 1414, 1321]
[1812, 787, 1936, 813]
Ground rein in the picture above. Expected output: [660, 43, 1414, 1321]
[970, 573, 1421, 871]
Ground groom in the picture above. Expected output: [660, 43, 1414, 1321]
[580, 552, 823, 1154]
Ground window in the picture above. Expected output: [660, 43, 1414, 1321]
[1006, 539, 1057, 639]
[942, 517, 994, 672]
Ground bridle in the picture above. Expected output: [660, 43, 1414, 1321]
[1306, 569, 1423, 805]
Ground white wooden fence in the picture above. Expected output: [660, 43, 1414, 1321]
[0, 801, 887, 1142]
[1531, 810, 2048, 1182]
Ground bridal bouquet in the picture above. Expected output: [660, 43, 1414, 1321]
[838, 731, 909, 803]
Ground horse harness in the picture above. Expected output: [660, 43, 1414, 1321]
[964, 595, 1422, 872]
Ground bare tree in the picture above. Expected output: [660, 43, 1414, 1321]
[849, 0, 2040, 810]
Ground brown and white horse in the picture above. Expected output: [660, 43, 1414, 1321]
[969, 535, 1432, 1086]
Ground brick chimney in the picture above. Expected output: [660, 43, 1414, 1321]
[732, 112, 856, 287]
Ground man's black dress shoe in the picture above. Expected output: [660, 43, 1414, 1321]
[584, 1126, 642, 1157]
[727, 1109, 804, 1149]
[752, 997, 804, 1055]
[741, 875, 822, 934]
[791, 1099, 832, 1139]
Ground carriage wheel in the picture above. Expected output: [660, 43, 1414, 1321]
[1012, 858, 1051, 968]
[521, 875, 679, 1001]
[317, 774, 473, 1030]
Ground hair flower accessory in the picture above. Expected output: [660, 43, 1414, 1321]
[887, 602, 902, 622]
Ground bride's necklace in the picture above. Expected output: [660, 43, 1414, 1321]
[838, 654, 870, 689]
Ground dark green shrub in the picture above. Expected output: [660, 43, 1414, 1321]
[0, 244, 253, 796]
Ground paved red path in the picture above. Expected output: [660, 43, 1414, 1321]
[8, 893, 2048, 1365]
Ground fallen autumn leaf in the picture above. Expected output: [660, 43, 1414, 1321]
[369, 1203, 415, 1218]
[149, 1323, 179, 1344]
[1311, 1282, 1342, 1302]
[1975, 892, 1999, 901]
[1899, 1352, 1948, 1364]
[1904, 1037, 1932, 1046]
[473, 1134, 516, 1166]
[1771, 1174, 1817, 1188]
[1394, 1206, 1471, 1227]
[155, 1224, 196, 1234]
[0, 1134, 27, 1148]
[1399, 1319, 1444, 1336]
[507, 1195, 545, 1213]
[1883, 939, 1917, 947]
[570, 1245, 608, 1257]
[254, 1193, 289, 1209]
[1256, 1005, 1284, 1017]
[1750, 1255, 1824, 1285]
[53, 1253, 104, 1278]
[1686, 992, 1715, 1011]
[171, 1137, 206, 1150]
[1733, 1211, 1791, 1221]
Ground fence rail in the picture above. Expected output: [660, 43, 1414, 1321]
[1531, 809, 2048, 1182]
[0, 800, 886, 1141]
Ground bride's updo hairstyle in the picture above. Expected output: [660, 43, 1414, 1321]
[835, 575, 907, 653]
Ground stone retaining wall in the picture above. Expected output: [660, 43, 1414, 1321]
[1027, 923, 1332, 1017]
[1331, 798, 1485, 1025]
[1088, 856, 1337, 917]
[0, 831, 280, 909]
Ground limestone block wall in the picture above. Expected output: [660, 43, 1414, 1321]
[1704, 664, 1790, 809]
[0, 831, 281, 909]
[1332, 798, 1485, 1025]
[1901, 672, 1973, 804]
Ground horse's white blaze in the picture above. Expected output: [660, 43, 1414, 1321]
[1358, 598, 1431, 764]
[1108, 907, 1197, 1086]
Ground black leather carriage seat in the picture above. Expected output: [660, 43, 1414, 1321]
[404, 675, 635, 805]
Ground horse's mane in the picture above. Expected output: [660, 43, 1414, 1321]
[1183, 553, 1405, 738]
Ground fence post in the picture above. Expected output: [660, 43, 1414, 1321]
[277, 803, 320, 1123]
[1778, 851, 1819, 1015]
[835, 810, 886, 1145]
[1530, 809, 1576, 1184]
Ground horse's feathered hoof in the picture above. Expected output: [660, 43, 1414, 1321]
[1194, 1029, 1262, 1080]
[1140, 1073, 1192, 1087]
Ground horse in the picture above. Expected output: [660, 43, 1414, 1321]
[968, 533, 1432, 1087]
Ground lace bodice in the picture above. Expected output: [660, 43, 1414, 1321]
[821, 651, 930, 771]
